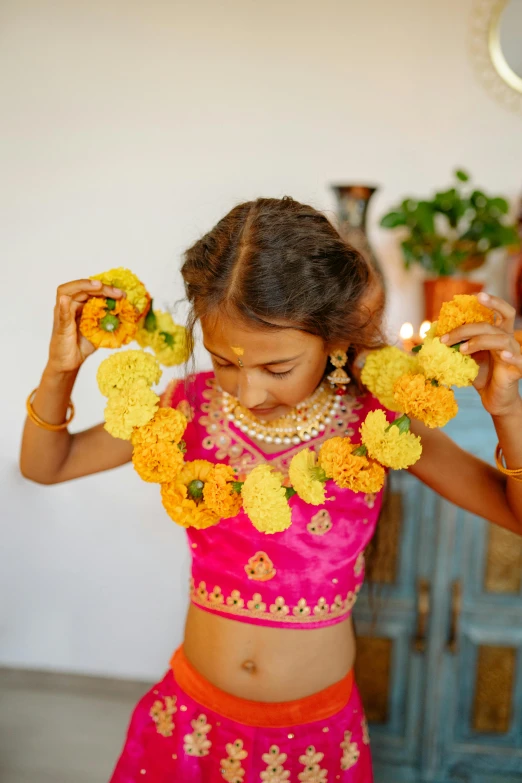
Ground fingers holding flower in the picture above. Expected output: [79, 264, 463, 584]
[438, 293, 522, 415]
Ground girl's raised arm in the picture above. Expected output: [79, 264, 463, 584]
[20, 279, 132, 484]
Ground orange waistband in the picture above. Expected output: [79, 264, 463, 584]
[170, 646, 353, 728]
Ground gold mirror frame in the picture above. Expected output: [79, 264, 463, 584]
[470, 0, 522, 113]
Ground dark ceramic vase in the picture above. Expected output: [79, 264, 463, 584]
[331, 184, 381, 277]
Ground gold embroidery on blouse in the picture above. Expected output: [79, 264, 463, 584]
[340, 730, 360, 770]
[245, 551, 276, 581]
[270, 596, 290, 617]
[159, 380, 195, 422]
[364, 493, 377, 508]
[298, 746, 327, 782]
[189, 579, 361, 625]
[293, 598, 311, 618]
[150, 696, 177, 737]
[261, 745, 290, 782]
[307, 510, 333, 536]
[221, 739, 248, 782]
[183, 714, 212, 757]
[209, 586, 224, 605]
[362, 717, 370, 745]
[354, 552, 365, 576]
[200, 378, 362, 477]
[226, 589, 245, 609]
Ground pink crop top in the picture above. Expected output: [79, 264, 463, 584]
[161, 372, 393, 630]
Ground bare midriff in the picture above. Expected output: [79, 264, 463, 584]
[183, 603, 356, 703]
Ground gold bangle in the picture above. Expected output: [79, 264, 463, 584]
[495, 443, 522, 481]
[26, 388, 75, 431]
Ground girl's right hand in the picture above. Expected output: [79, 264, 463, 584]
[47, 279, 125, 374]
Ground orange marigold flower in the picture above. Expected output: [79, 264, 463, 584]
[348, 458, 386, 494]
[318, 436, 385, 493]
[435, 294, 495, 337]
[132, 408, 187, 449]
[161, 460, 220, 530]
[203, 464, 242, 519]
[393, 372, 457, 428]
[132, 409, 187, 482]
[132, 440, 184, 483]
[80, 297, 139, 348]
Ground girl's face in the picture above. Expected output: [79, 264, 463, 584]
[201, 313, 331, 421]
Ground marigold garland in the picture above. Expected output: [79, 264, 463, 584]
[417, 336, 479, 388]
[137, 309, 191, 367]
[104, 380, 159, 440]
[359, 409, 422, 470]
[393, 373, 458, 428]
[97, 350, 162, 396]
[288, 449, 327, 505]
[203, 464, 243, 518]
[88, 271, 493, 533]
[131, 409, 187, 483]
[80, 297, 139, 348]
[161, 461, 220, 530]
[360, 346, 418, 412]
[318, 437, 386, 493]
[435, 294, 495, 336]
[241, 465, 292, 534]
[91, 268, 151, 315]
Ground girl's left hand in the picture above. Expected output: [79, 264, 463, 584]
[441, 293, 522, 417]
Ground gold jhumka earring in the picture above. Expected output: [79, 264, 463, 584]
[327, 350, 351, 394]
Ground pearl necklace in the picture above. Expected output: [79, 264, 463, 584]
[221, 384, 341, 446]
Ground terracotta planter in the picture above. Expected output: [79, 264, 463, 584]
[423, 278, 484, 323]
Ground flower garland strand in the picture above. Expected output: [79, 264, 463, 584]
[87, 272, 491, 535]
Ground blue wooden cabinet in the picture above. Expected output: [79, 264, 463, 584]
[353, 388, 522, 783]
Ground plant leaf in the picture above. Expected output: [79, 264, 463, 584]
[380, 211, 407, 228]
[455, 169, 470, 182]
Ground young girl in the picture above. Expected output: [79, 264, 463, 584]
[20, 197, 522, 782]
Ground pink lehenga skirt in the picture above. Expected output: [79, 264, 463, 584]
[109, 647, 373, 782]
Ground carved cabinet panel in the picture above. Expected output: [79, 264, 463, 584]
[353, 389, 522, 782]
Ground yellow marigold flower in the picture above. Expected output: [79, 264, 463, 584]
[417, 337, 478, 387]
[80, 297, 139, 348]
[97, 350, 162, 396]
[361, 347, 418, 412]
[161, 460, 220, 530]
[137, 310, 191, 367]
[393, 373, 458, 428]
[131, 408, 187, 483]
[203, 464, 243, 519]
[318, 436, 385, 493]
[103, 379, 159, 440]
[241, 464, 291, 534]
[360, 409, 422, 469]
[288, 449, 326, 505]
[91, 268, 150, 315]
[435, 295, 495, 337]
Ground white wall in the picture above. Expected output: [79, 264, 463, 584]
[1, 0, 521, 680]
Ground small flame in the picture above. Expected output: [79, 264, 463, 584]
[399, 322, 414, 340]
[419, 320, 432, 339]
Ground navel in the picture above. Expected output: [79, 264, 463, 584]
[241, 659, 257, 674]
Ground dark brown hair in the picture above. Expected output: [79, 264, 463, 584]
[181, 196, 385, 373]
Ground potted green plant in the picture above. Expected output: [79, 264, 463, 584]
[380, 170, 520, 320]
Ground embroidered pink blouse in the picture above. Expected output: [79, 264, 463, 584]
[161, 372, 393, 630]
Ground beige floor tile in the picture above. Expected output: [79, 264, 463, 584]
[0, 668, 151, 783]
